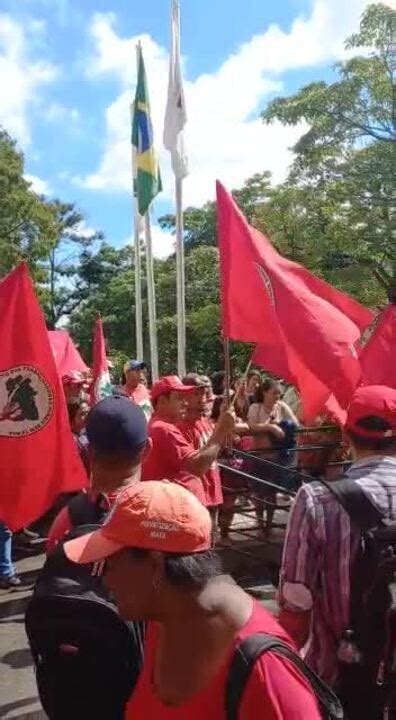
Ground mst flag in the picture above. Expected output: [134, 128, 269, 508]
[91, 316, 112, 405]
[360, 304, 396, 389]
[217, 181, 373, 417]
[163, 0, 188, 179]
[131, 45, 162, 216]
[0, 264, 87, 530]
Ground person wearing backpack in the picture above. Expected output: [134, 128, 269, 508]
[25, 395, 151, 720]
[279, 385, 396, 719]
[64, 480, 342, 720]
[46, 394, 152, 553]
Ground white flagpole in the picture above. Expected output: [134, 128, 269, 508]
[164, 0, 188, 378]
[175, 177, 186, 376]
[131, 140, 144, 359]
[144, 213, 159, 381]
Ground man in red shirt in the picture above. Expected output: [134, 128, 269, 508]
[142, 376, 235, 502]
[64, 481, 323, 719]
[179, 374, 223, 522]
[123, 359, 152, 420]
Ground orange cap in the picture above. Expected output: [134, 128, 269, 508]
[64, 481, 212, 564]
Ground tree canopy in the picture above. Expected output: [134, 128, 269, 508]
[0, 3, 393, 376]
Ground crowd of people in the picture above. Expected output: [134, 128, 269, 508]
[1, 356, 395, 719]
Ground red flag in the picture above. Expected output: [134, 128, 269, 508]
[217, 181, 373, 417]
[48, 330, 88, 377]
[91, 316, 112, 405]
[360, 304, 396, 389]
[0, 264, 87, 530]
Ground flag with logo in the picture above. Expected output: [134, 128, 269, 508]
[0, 264, 87, 530]
[131, 44, 162, 216]
[217, 181, 373, 419]
[163, 0, 188, 179]
[91, 316, 113, 405]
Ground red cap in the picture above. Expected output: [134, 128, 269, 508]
[62, 371, 85, 386]
[64, 481, 212, 564]
[346, 385, 396, 439]
[151, 375, 196, 402]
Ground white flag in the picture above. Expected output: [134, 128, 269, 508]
[163, 0, 189, 179]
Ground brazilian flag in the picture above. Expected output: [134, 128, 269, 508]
[131, 46, 162, 216]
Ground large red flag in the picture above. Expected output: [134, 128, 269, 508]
[0, 264, 87, 530]
[48, 330, 88, 377]
[217, 181, 373, 418]
[360, 304, 396, 389]
[91, 316, 112, 405]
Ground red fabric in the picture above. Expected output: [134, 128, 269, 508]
[143, 415, 204, 501]
[360, 304, 396, 389]
[217, 181, 373, 421]
[48, 330, 88, 377]
[0, 264, 87, 530]
[178, 418, 223, 506]
[90, 316, 109, 405]
[126, 600, 321, 719]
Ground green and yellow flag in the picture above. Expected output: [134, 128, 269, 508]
[131, 46, 162, 216]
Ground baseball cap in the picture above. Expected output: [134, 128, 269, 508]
[124, 359, 147, 372]
[151, 375, 196, 402]
[182, 373, 211, 388]
[346, 385, 396, 439]
[62, 371, 85, 386]
[86, 395, 147, 453]
[64, 480, 212, 564]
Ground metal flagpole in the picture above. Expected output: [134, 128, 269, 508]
[131, 139, 144, 359]
[176, 176, 186, 377]
[144, 213, 159, 381]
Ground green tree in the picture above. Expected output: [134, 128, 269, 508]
[262, 3, 395, 297]
[0, 129, 55, 282]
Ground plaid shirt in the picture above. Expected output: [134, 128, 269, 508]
[279, 455, 396, 685]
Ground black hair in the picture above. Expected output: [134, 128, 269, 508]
[247, 369, 261, 380]
[211, 371, 225, 396]
[67, 399, 88, 429]
[255, 378, 282, 404]
[128, 548, 223, 590]
[348, 415, 396, 454]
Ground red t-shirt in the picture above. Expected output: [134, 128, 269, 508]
[178, 417, 223, 507]
[143, 415, 205, 503]
[126, 600, 321, 719]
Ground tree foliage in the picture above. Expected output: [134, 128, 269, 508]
[0, 4, 393, 376]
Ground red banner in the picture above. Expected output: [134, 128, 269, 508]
[0, 265, 87, 530]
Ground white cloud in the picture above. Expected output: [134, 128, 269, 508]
[0, 13, 57, 145]
[24, 172, 51, 195]
[122, 224, 175, 260]
[44, 102, 80, 123]
[78, 0, 369, 207]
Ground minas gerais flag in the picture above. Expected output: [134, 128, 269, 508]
[131, 45, 162, 216]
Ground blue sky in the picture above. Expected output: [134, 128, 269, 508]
[0, 0, 369, 257]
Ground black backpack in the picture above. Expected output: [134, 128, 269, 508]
[67, 490, 110, 527]
[25, 525, 145, 720]
[226, 633, 344, 719]
[322, 477, 396, 720]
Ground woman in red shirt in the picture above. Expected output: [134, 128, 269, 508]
[64, 481, 322, 720]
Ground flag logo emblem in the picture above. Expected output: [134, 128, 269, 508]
[256, 264, 275, 307]
[0, 365, 54, 437]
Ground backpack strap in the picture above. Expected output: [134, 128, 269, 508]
[225, 633, 343, 720]
[320, 477, 384, 532]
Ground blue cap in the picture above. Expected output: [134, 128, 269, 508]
[86, 396, 147, 453]
[126, 359, 147, 371]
